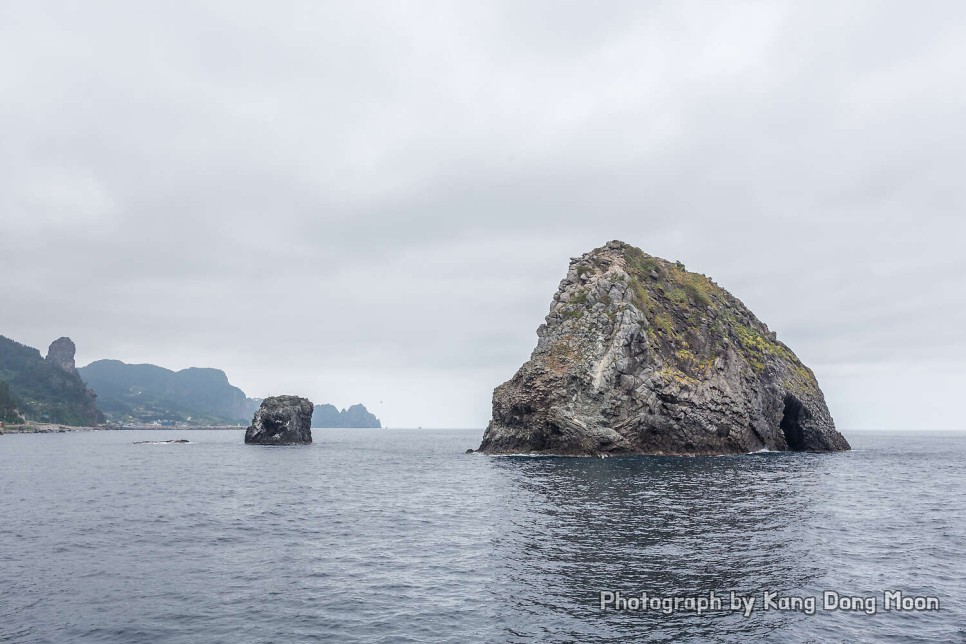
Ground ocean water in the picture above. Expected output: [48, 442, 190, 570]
[1, 429, 963, 643]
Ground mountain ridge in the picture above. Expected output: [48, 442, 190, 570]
[79, 358, 382, 428]
[79, 359, 258, 425]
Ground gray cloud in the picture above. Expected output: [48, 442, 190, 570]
[2, 1, 964, 428]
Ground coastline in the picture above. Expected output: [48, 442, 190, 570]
[0, 423, 97, 434]
[0, 423, 246, 435]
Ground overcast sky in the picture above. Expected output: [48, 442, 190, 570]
[2, 1, 964, 430]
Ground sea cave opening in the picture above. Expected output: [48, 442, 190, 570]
[780, 394, 807, 451]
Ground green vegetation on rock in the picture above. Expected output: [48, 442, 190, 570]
[0, 379, 24, 424]
[479, 240, 849, 456]
[612, 243, 815, 391]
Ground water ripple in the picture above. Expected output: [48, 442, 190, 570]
[0, 429, 963, 643]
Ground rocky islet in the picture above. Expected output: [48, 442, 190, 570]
[244, 395, 315, 445]
[478, 241, 850, 456]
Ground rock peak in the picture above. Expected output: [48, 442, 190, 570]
[478, 241, 850, 455]
[46, 337, 77, 374]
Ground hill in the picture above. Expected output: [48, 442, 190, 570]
[79, 360, 259, 425]
[0, 335, 102, 425]
[0, 379, 25, 424]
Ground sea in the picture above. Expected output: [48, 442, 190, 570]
[1, 428, 963, 643]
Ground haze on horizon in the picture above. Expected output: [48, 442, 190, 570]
[2, 1, 964, 430]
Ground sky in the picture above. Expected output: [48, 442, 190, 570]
[1, 0, 964, 430]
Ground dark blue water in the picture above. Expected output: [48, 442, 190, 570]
[1, 429, 963, 643]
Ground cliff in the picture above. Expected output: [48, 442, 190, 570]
[478, 241, 850, 455]
[0, 335, 102, 425]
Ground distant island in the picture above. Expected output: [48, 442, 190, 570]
[0, 334, 383, 429]
[312, 403, 381, 428]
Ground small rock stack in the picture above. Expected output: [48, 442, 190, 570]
[245, 395, 314, 445]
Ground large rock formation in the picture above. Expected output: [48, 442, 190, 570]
[244, 395, 314, 445]
[478, 241, 850, 456]
[46, 337, 77, 373]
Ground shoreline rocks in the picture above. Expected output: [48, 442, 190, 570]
[478, 241, 850, 456]
[244, 395, 314, 445]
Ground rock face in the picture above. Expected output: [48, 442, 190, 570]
[46, 337, 77, 373]
[478, 241, 850, 456]
[244, 395, 314, 445]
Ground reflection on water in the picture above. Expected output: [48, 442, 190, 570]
[483, 438, 965, 643]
